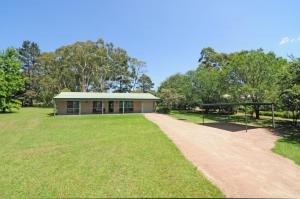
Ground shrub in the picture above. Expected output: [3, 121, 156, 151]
[156, 106, 170, 114]
[260, 111, 293, 118]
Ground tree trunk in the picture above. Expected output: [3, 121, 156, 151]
[30, 98, 33, 107]
[295, 111, 299, 126]
[205, 108, 209, 114]
[254, 106, 260, 119]
[292, 111, 296, 126]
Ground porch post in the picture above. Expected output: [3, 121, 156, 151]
[245, 105, 247, 132]
[53, 100, 56, 117]
[79, 101, 81, 115]
[102, 100, 104, 114]
[271, 103, 275, 128]
[122, 101, 125, 114]
[141, 101, 144, 113]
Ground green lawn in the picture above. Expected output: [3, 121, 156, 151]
[272, 139, 300, 165]
[272, 124, 300, 165]
[169, 110, 300, 166]
[0, 108, 223, 198]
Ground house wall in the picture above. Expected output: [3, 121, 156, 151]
[114, 101, 119, 113]
[56, 101, 67, 115]
[134, 101, 141, 113]
[81, 101, 93, 114]
[55, 100, 156, 115]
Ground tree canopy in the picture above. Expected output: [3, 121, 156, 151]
[158, 47, 296, 120]
[14, 39, 155, 106]
[0, 48, 24, 112]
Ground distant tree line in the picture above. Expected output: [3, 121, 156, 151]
[158, 47, 300, 125]
[0, 38, 154, 112]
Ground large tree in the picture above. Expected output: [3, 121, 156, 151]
[158, 73, 195, 109]
[15, 38, 153, 106]
[138, 74, 154, 93]
[279, 58, 300, 125]
[0, 48, 24, 112]
[129, 58, 146, 91]
[198, 47, 228, 69]
[158, 47, 286, 117]
[18, 40, 41, 106]
[224, 49, 285, 119]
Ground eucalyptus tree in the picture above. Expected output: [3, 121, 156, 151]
[109, 48, 132, 92]
[129, 58, 146, 91]
[15, 38, 153, 106]
[198, 47, 228, 68]
[55, 41, 99, 92]
[36, 52, 77, 105]
[138, 74, 154, 93]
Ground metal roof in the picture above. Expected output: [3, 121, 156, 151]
[54, 92, 160, 100]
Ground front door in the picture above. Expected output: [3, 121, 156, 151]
[108, 101, 114, 113]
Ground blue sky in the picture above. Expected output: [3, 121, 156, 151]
[1, 0, 300, 88]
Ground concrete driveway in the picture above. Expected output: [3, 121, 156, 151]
[144, 113, 300, 198]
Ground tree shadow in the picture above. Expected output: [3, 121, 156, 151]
[47, 112, 55, 117]
[0, 112, 16, 114]
[272, 121, 300, 143]
[199, 122, 260, 132]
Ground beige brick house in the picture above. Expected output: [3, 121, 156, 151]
[53, 92, 160, 115]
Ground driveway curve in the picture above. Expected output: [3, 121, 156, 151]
[144, 113, 300, 198]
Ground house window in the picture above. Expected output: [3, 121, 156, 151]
[119, 101, 134, 113]
[93, 101, 103, 113]
[67, 101, 79, 114]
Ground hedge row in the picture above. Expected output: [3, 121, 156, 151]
[260, 111, 294, 119]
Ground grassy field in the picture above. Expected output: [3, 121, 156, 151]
[169, 110, 300, 166]
[0, 108, 223, 198]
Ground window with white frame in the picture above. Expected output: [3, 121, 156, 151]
[119, 101, 134, 113]
[93, 101, 103, 113]
[67, 101, 79, 114]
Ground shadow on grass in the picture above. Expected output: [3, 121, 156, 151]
[177, 110, 276, 125]
[0, 110, 19, 114]
[273, 121, 300, 143]
[0, 112, 16, 114]
[173, 110, 299, 138]
[47, 112, 55, 117]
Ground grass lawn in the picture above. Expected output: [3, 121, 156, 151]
[169, 110, 300, 166]
[0, 108, 223, 198]
[272, 124, 300, 165]
[272, 139, 300, 165]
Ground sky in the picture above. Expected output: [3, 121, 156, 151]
[1, 0, 300, 88]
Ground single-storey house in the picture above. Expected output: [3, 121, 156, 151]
[53, 92, 160, 115]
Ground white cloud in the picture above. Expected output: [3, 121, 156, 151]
[279, 37, 290, 45]
[279, 36, 300, 45]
